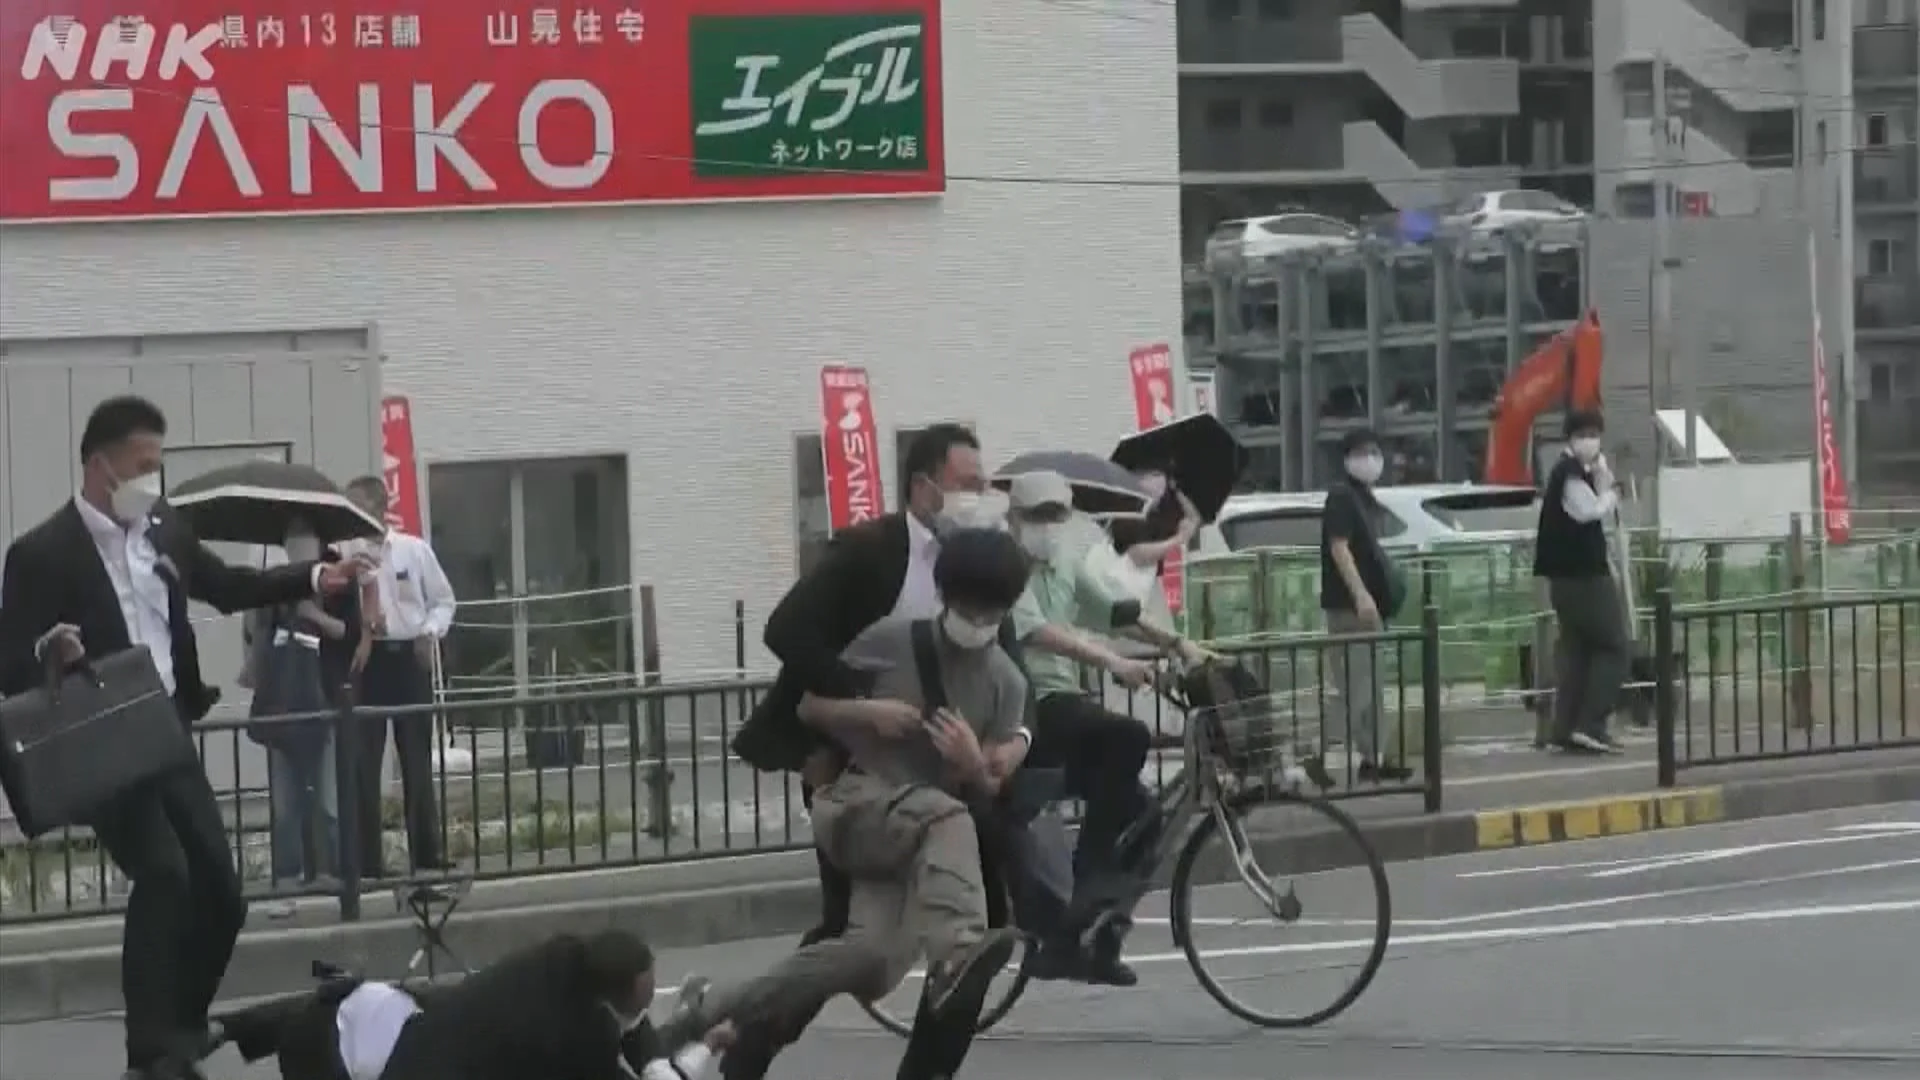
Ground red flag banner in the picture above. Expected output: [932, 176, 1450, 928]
[818, 365, 884, 532]
[379, 395, 422, 535]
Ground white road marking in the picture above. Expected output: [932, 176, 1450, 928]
[1829, 822, 1920, 833]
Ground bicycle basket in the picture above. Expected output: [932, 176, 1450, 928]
[1179, 659, 1285, 778]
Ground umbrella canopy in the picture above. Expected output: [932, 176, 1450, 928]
[167, 461, 384, 546]
[1110, 414, 1249, 523]
[992, 451, 1151, 516]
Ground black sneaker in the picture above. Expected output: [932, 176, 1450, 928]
[1357, 760, 1415, 783]
[1022, 939, 1084, 982]
[927, 929, 1020, 1021]
[1081, 951, 1139, 987]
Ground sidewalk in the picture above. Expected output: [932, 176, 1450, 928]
[4, 735, 1918, 1023]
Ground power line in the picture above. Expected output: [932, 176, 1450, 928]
[75, 78, 1911, 197]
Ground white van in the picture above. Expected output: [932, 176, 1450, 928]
[1192, 483, 1541, 557]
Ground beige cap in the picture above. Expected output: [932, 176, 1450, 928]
[1007, 470, 1074, 511]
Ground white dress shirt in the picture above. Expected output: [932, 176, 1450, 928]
[350, 530, 456, 641]
[889, 513, 943, 619]
[1560, 456, 1619, 524]
[335, 982, 423, 1080]
[75, 496, 176, 694]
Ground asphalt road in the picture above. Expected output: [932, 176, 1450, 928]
[8, 802, 1920, 1078]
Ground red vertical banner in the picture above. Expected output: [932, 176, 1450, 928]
[818, 365, 885, 532]
[1807, 234, 1851, 544]
[379, 395, 423, 536]
[1126, 343, 1183, 612]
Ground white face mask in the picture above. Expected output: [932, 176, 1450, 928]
[1345, 453, 1384, 486]
[934, 490, 1008, 535]
[107, 467, 163, 524]
[941, 610, 1001, 650]
[1018, 522, 1061, 563]
[1138, 472, 1168, 500]
[1569, 436, 1602, 463]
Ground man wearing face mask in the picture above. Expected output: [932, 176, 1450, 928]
[1533, 410, 1629, 755]
[1320, 429, 1412, 784]
[726, 424, 1027, 1080]
[1005, 471, 1210, 985]
[0, 396, 364, 1080]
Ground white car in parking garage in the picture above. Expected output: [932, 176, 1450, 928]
[1443, 190, 1588, 234]
[1202, 212, 1360, 275]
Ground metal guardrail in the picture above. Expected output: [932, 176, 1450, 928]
[1655, 588, 1920, 786]
[0, 618, 1446, 925]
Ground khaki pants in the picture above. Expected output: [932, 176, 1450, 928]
[682, 772, 989, 1035]
[1325, 608, 1384, 760]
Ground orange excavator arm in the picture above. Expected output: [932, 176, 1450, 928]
[1482, 310, 1603, 487]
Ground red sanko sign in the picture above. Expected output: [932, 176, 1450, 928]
[380, 395, 423, 536]
[818, 365, 883, 532]
[0, 0, 944, 222]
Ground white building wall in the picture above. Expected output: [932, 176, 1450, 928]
[0, 0, 1184, 674]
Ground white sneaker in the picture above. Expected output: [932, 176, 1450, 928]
[1567, 731, 1622, 754]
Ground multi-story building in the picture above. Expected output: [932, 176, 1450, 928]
[1184, 0, 1920, 495]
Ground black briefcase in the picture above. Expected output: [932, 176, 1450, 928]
[0, 646, 199, 838]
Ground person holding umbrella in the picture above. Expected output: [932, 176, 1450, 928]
[0, 396, 367, 1080]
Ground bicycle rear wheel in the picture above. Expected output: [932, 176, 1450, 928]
[1170, 787, 1390, 1028]
[856, 939, 1032, 1036]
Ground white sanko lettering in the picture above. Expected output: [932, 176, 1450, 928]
[155, 22, 222, 81]
[47, 89, 138, 201]
[518, 79, 612, 190]
[90, 21, 157, 80]
[288, 85, 384, 194]
[156, 88, 262, 198]
[413, 84, 495, 192]
[21, 22, 89, 80]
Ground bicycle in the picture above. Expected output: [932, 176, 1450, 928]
[857, 655, 1393, 1035]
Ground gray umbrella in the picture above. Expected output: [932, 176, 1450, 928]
[992, 451, 1151, 515]
[167, 460, 384, 546]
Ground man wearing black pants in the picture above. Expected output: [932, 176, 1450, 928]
[343, 476, 459, 875]
[0, 397, 362, 1079]
[1534, 411, 1629, 756]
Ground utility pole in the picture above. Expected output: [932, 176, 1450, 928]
[1651, 51, 1691, 472]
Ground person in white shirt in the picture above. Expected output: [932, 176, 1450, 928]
[1531, 410, 1629, 755]
[0, 396, 362, 1080]
[341, 476, 458, 874]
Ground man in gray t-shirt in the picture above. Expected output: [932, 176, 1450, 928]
[670, 530, 1032, 1077]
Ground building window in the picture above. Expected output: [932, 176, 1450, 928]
[794, 434, 831, 576]
[1256, 99, 1293, 128]
[1204, 98, 1243, 130]
[1869, 236, 1908, 274]
[1745, 111, 1796, 166]
[1613, 182, 1657, 218]
[1747, 8, 1794, 47]
[1814, 0, 1826, 38]
[1871, 361, 1895, 402]
[1866, 112, 1890, 147]
[427, 455, 632, 693]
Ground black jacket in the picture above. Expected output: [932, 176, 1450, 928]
[731, 513, 1027, 772]
[375, 934, 666, 1080]
[0, 500, 317, 720]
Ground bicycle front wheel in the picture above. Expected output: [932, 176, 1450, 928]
[1170, 787, 1391, 1028]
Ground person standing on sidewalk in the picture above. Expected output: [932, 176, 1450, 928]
[1533, 410, 1629, 756]
[1319, 429, 1411, 783]
[342, 476, 459, 874]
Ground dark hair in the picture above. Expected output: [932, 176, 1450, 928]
[79, 396, 167, 461]
[902, 424, 980, 488]
[934, 528, 1030, 611]
[1565, 409, 1605, 437]
[346, 475, 389, 507]
[1335, 427, 1380, 456]
[578, 928, 655, 1006]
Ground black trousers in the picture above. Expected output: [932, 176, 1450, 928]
[91, 762, 248, 1070]
[219, 982, 357, 1080]
[1029, 692, 1154, 944]
[355, 642, 444, 871]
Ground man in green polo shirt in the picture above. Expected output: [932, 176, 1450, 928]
[1004, 471, 1209, 987]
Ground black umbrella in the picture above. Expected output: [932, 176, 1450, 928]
[992, 451, 1152, 516]
[167, 461, 384, 546]
[1110, 414, 1249, 522]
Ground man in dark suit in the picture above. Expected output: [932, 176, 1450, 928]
[215, 930, 731, 1080]
[727, 423, 1027, 1079]
[0, 396, 362, 1080]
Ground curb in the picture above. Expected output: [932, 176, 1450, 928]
[5, 762, 1918, 1023]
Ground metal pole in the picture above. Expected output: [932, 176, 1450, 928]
[1652, 52, 1690, 466]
